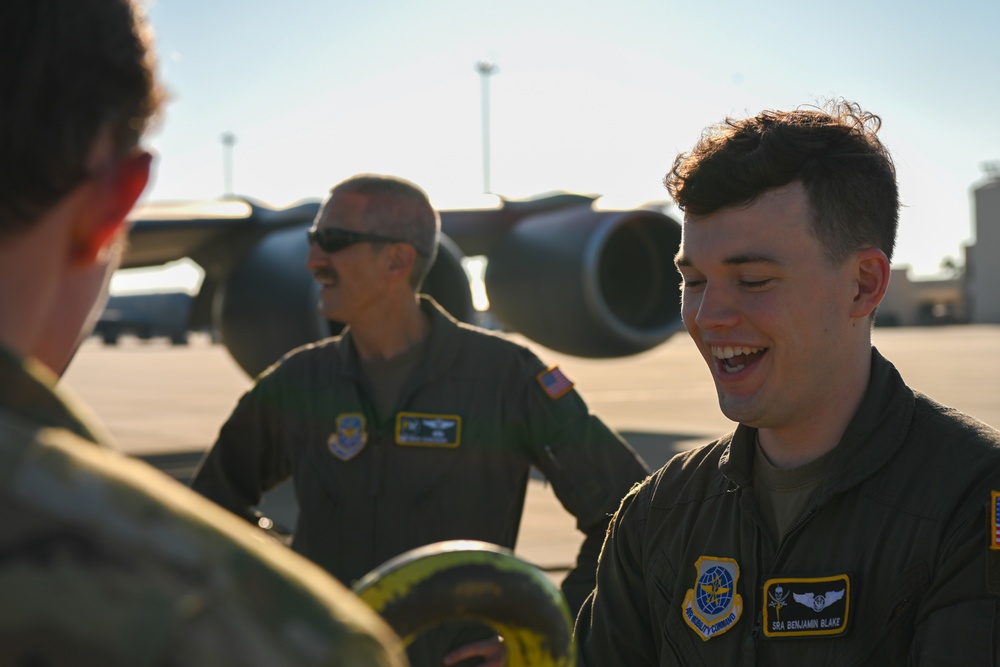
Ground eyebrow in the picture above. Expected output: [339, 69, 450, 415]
[675, 253, 783, 268]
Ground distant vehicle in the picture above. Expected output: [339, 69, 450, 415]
[94, 292, 193, 346]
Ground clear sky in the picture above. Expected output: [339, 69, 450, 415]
[137, 0, 999, 278]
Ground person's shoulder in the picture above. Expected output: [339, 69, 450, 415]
[642, 435, 735, 507]
[910, 392, 1000, 459]
[0, 425, 404, 665]
[452, 319, 549, 371]
[875, 393, 1000, 525]
[256, 335, 344, 382]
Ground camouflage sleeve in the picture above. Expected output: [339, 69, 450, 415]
[0, 426, 407, 667]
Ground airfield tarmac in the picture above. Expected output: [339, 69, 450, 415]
[62, 324, 1000, 578]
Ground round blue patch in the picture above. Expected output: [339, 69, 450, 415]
[696, 565, 735, 615]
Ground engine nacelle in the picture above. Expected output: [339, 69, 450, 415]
[484, 205, 683, 357]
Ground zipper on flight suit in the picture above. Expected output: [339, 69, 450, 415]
[742, 613, 762, 667]
[744, 506, 819, 665]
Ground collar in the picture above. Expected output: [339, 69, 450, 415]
[720, 348, 914, 500]
[335, 295, 463, 384]
[0, 343, 116, 448]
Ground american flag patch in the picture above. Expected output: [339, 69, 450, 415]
[992, 491, 1000, 551]
[536, 366, 574, 400]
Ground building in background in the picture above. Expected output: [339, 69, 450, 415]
[965, 174, 1000, 324]
[879, 171, 999, 327]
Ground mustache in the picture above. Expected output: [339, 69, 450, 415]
[312, 267, 338, 283]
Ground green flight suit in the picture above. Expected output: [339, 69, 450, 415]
[577, 349, 1000, 665]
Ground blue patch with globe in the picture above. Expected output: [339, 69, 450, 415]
[682, 556, 743, 641]
[329, 413, 368, 461]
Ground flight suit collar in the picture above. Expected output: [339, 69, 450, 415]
[0, 343, 116, 448]
[334, 295, 463, 385]
[719, 347, 914, 502]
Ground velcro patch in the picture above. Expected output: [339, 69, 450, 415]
[536, 366, 574, 400]
[990, 491, 1000, 551]
[763, 575, 850, 638]
[988, 492, 1000, 596]
[682, 556, 743, 641]
[396, 412, 461, 447]
[329, 413, 367, 461]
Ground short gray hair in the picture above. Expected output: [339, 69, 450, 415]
[330, 174, 440, 289]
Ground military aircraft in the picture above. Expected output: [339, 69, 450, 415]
[124, 192, 683, 377]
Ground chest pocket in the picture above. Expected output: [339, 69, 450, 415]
[835, 562, 929, 666]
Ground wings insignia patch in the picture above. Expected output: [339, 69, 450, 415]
[763, 575, 850, 638]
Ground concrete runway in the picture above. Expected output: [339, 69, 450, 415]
[61, 324, 1000, 577]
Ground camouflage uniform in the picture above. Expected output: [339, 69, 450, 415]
[0, 344, 407, 667]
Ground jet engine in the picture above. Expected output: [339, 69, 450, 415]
[123, 192, 682, 377]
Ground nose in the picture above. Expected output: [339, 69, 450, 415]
[305, 239, 327, 271]
[688, 283, 739, 331]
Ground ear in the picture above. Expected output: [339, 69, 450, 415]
[849, 247, 891, 319]
[386, 243, 418, 284]
[71, 151, 152, 265]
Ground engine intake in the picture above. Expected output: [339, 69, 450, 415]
[484, 205, 682, 357]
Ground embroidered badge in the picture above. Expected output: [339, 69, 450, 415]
[396, 412, 461, 447]
[991, 491, 1000, 550]
[682, 556, 743, 641]
[536, 366, 574, 400]
[989, 492, 1000, 595]
[762, 575, 850, 638]
[328, 413, 368, 461]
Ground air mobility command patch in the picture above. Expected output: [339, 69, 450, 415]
[682, 556, 743, 640]
[396, 412, 461, 447]
[762, 575, 850, 638]
[536, 366, 574, 400]
[329, 413, 367, 461]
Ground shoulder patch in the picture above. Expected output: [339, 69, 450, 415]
[989, 492, 1000, 596]
[990, 491, 1000, 551]
[536, 366, 574, 400]
[682, 556, 743, 641]
[762, 575, 850, 638]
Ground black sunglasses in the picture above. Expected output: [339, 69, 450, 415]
[306, 228, 428, 256]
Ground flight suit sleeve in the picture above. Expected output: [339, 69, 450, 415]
[575, 481, 660, 667]
[516, 354, 650, 615]
[191, 370, 292, 525]
[908, 498, 1000, 665]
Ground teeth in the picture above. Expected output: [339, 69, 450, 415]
[711, 345, 763, 360]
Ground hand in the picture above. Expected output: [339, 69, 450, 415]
[442, 635, 505, 667]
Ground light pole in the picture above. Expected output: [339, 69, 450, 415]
[221, 132, 236, 197]
[475, 60, 498, 194]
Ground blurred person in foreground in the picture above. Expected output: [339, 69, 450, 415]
[575, 101, 1000, 665]
[192, 173, 650, 666]
[0, 1, 406, 664]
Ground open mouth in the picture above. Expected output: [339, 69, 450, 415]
[712, 345, 766, 373]
[312, 269, 338, 287]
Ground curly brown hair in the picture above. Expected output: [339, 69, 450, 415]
[664, 100, 899, 265]
[0, 0, 164, 234]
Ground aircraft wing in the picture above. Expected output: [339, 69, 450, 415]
[123, 193, 683, 377]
